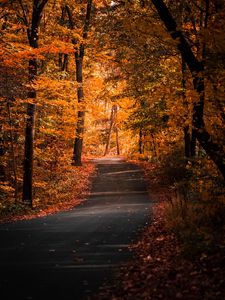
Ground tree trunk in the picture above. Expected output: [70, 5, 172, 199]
[184, 127, 191, 158]
[151, 0, 225, 179]
[104, 105, 117, 156]
[139, 128, 143, 154]
[0, 125, 6, 183]
[72, 0, 92, 166]
[72, 56, 84, 165]
[182, 58, 196, 157]
[59, 53, 63, 69]
[115, 126, 120, 155]
[22, 0, 48, 206]
[150, 133, 157, 159]
[62, 54, 68, 71]
[182, 57, 191, 158]
[7, 100, 18, 203]
[23, 101, 36, 204]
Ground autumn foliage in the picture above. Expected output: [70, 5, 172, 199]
[0, 1, 225, 230]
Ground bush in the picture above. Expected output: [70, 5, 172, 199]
[157, 149, 225, 255]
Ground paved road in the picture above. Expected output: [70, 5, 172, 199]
[0, 158, 152, 300]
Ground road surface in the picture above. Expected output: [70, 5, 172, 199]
[0, 158, 152, 300]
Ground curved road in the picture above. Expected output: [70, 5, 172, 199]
[0, 158, 152, 300]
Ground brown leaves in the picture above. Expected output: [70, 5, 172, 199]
[95, 202, 225, 300]
[0, 160, 96, 224]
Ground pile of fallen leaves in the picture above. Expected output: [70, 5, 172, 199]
[96, 202, 225, 300]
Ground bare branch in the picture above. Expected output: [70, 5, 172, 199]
[83, 0, 92, 40]
[18, 0, 29, 26]
[38, 0, 49, 12]
[64, 5, 75, 29]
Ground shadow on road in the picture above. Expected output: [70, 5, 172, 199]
[0, 158, 152, 300]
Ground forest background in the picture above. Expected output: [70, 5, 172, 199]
[0, 0, 225, 254]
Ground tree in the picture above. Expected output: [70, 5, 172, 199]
[72, 0, 93, 166]
[0, 0, 96, 208]
[104, 104, 120, 156]
[19, 0, 49, 206]
[59, 0, 93, 166]
[151, 0, 225, 178]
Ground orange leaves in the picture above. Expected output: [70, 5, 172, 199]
[51, 24, 83, 45]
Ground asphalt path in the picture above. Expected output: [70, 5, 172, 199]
[0, 158, 152, 300]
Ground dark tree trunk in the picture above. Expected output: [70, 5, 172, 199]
[58, 7, 69, 72]
[73, 110, 84, 166]
[22, 0, 48, 206]
[0, 125, 6, 183]
[7, 100, 18, 202]
[190, 130, 197, 157]
[72, 0, 92, 166]
[115, 126, 120, 155]
[72, 55, 85, 166]
[23, 101, 36, 204]
[62, 54, 69, 71]
[182, 58, 191, 157]
[181, 58, 196, 157]
[63, 1, 92, 165]
[151, 0, 203, 74]
[184, 127, 191, 158]
[151, 0, 225, 179]
[59, 53, 63, 69]
[139, 128, 143, 154]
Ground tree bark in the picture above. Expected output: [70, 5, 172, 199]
[58, 53, 68, 71]
[104, 105, 117, 156]
[22, 0, 48, 206]
[139, 128, 143, 154]
[0, 125, 6, 183]
[115, 126, 120, 155]
[7, 100, 18, 203]
[151, 0, 225, 179]
[63, 1, 92, 165]
[67, 0, 92, 166]
[181, 58, 196, 157]
[62, 54, 69, 71]
[59, 7, 69, 72]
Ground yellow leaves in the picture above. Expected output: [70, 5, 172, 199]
[117, 97, 135, 109]
[0, 182, 14, 193]
[1, 39, 75, 68]
[33, 76, 77, 102]
[33, 181, 47, 188]
[39, 127, 63, 137]
[2, 45, 43, 67]
[95, 52, 115, 62]
[51, 24, 83, 46]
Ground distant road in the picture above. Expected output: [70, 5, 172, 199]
[0, 158, 152, 300]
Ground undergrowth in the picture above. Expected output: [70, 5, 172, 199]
[159, 151, 225, 256]
[0, 159, 95, 222]
[138, 149, 225, 257]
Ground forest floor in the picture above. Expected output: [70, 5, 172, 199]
[95, 161, 225, 300]
[0, 159, 95, 224]
[1, 158, 224, 299]
[0, 157, 151, 300]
